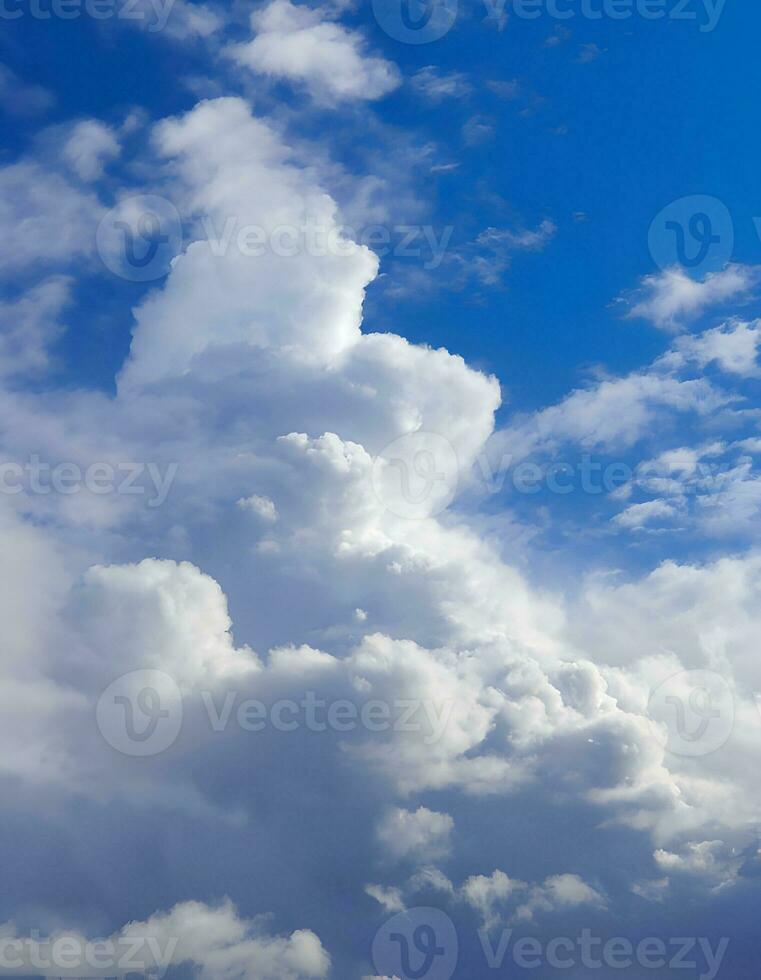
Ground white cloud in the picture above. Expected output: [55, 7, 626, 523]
[514, 873, 606, 920]
[0, 277, 71, 377]
[364, 883, 405, 912]
[494, 370, 729, 460]
[3, 88, 761, 957]
[462, 870, 520, 929]
[376, 806, 454, 862]
[0, 899, 329, 979]
[63, 120, 120, 181]
[661, 319, 761, 376]
[626, 265, 760, 331]
[162, 0, 221, 39]
[612, 499, 681, 530]
[0, 161, 102, 273]
[69, 558, 259, 690]
[461, 870, 604, 927]
[225, 0, 400, 104]
[238, 493, 279, 521]
[450, 220, 557, 287]
[411, 66, 471, 101]
[120, 97, 380, 388]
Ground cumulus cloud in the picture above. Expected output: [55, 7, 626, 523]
[0, 899, 329, 979]
[364, 883, 405, 913]
[462, 870, 519, 929]
[225, 0, 400, 104]
[119, 97, 380, 388]
[0, 161, 102, 273]
[68, 558, 259, 689]
[493, 369, 729, 461]
[660, 319, 761, 376]
[62, 120, 120, 181]
[3, 81, 761, 976]
[625, 265, 760, 330]
[376, 806, 454, 862]
[612, 498, 681, 531]
[0, 277, 71, 377]
[514, 873, 606, 921]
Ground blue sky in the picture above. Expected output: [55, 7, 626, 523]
[1, 0, 761, 979]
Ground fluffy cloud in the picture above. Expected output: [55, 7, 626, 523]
[225, 0, 400, 104]
[625, 265, 760, 330]
[3, 79, 761, 978]
[661, 319, 761, 376]
[68, 558, 259, 688]
[62, 120, 120, 181]
[119, 96, 380, 388]
[0, 899, 329, 979]
[0, 161, 102, 273]
[0, 277, 71, 377]
[376, 806, 454, 862]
